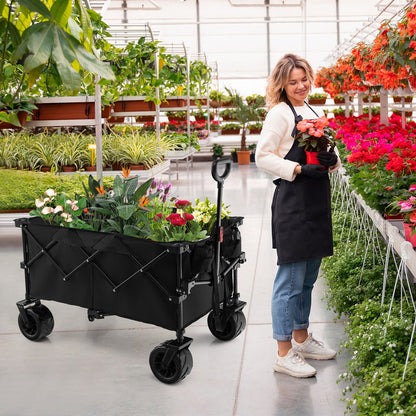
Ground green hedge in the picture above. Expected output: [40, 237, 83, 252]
[0, 169, 113, 211]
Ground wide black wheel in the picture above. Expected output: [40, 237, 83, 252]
[208, 310, 246, 341]
[149, 346, 193, 384]
[18, 304, 54, 341]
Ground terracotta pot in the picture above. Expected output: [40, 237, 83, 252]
[222, 115, 237, 121]
[101, 105, 113, 118]
[237, 150, 251, 165]
[40, 166, 52, 172]
[221, 129, 240, 135]
[209, 100, 222, 108]
[404, 223, 416, 248]
[85, 166, 96, 171]
[113, 99, 155, 112]
[160, 98, 186, 108]
[385, 213, 404, 220]
[33, 103, 97, 120]
[129, 164, 146, 170]
[333, 97, 345, 104]
[308, 98, 326, 105]
[112, 163, 123, 171]
[248, 128, 261, 135]
[0, 111, 28, 129]
[61, 165, 76, 172]
[136, 115, 155, 123]
[393, 96, 413, 103]
[107, 116, 125, 124]
[364, 96, 380, 103]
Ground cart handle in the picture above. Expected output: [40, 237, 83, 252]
[211, 157, 231, 184]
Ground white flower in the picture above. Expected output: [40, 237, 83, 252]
[54, 205, 63, 213]
[61, 212, 73, 222]
[44, 189, 56, 197]
[35, 198, 45, 208]
[41, 206, 53, 215]
[71, 205, 79, 211]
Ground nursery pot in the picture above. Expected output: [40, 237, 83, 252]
[305, 150, 326, 166]
[403, 223, 416, 248]
[237, 150, 251, 165]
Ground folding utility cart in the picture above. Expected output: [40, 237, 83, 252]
[15, 158, 246, 384]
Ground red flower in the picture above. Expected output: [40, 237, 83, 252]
[153, 213, 164, 221]
[183, 213, 194, 221]
[175, 200, 190, 208]
[166, 213, 187, 226]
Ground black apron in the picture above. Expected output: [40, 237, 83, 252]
[271, 101, 333, 265]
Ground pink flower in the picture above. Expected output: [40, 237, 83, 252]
[54, 205, 63, 213]
[44, 189, 56, 197]
[41, 207, 53, 215]
[409, 185, 416, 192]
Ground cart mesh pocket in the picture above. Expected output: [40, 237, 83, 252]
[220, 217, 243, 259]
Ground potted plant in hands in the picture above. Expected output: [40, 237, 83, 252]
[225, 88, 262, 164]
[296, 116, 335, 165]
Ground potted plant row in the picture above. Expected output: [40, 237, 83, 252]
[0, 129, 176, 172]
[307, 93, 327, 105]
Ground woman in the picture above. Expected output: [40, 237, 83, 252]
[255, 53, 341, 378]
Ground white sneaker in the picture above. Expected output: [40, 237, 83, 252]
[292, 333, 337, 360]
[273, 348, 317, 378]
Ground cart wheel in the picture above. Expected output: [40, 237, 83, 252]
[208, 311, 246, 341]
[149, 346, 193, 384]
[18, 305, 54, 341]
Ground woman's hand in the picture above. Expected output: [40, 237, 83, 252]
[300, 164, 327, 179]
[317, 149, 337, 167]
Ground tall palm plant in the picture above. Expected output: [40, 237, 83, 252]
[225, 87, 262, 151]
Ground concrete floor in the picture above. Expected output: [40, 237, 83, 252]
[0, 161, 349, 416]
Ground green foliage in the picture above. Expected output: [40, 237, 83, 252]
[308, 92, 327, 99]
[82, 174, 155, 237]
[0, 168, 112, 211]
[323, 183, 416, 415]
[212, 143, 224, 156]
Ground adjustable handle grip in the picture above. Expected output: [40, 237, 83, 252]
[211, 157, 231, 184]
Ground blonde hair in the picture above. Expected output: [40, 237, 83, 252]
[266, 53, 314, 109]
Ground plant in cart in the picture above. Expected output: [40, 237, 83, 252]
[29, 189, 93, 229]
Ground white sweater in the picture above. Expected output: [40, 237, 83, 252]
[255, 102, 340, 181]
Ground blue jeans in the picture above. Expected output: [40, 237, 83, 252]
[271, 258, 322, 341]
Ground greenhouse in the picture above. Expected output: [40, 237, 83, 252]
[1, 0, 416, 415]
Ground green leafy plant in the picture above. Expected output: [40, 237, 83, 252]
[82, 174, 155, 236]
[29, 188, 92, 229]
[225, 87, 262, 151]
[307, 92, 327, 100]
[212, 143, 224, 157]
[0, 0, 115, 126]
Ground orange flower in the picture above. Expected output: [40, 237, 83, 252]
[121, 166, 131, 178]
[139, 196, 149, 207]
[95, 185, 105, 195]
